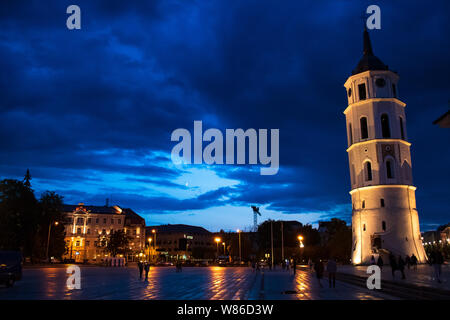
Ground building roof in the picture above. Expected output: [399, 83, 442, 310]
[123, 208, 145, 225]
[62, 204, 145, 224]
[352, 28, 389, 75]
[146, 224, 211, 235]
[62, 204, 119, 214]
[433, 110, 450, 128]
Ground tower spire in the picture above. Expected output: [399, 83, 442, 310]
[352, 27, 388, 75]
[363, 27, 374, 56]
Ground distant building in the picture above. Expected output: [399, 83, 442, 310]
[146, 224, 214, 261]
[422, 226, 450, 245]
[433, 110, 450, 128]
[62, 203, 145, 262]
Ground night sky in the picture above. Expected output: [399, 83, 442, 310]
[0, 1, 449, 232]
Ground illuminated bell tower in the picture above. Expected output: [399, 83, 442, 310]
[344, 29, 427, 265]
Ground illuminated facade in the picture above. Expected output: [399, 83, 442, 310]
[62, 203, 146, 262]
[146, 224, 214, 261]
[344, 29, 427, 264]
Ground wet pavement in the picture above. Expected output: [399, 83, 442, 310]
[0, 266, 397, 300]
[338, 264, 450, 291]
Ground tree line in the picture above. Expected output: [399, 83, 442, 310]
[0, 170, 66, 262]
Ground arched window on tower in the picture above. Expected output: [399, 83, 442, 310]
[364, 161, 372, 181]
[386, 159, 394, 179]
[381, 114, 391, 138]
[399, 117, 405, 140]
[382, 221, 386, 231]
[360, 117, 368, 139]
[348, 123, 353, 145]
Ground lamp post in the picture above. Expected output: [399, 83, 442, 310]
[152, 229, 156, 261]
[222, 242, 226, 255]
[147, 237, 152, 262]
[270, 221, 274, 269]
[298, 235, 304, 263]
[281, 222, 284, 262]
[237, 229, 242, 263]
[215, 237, 221, 258]
[46, 221, 59, 262]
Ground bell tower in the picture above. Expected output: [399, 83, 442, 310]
[344, 29, 427, 264]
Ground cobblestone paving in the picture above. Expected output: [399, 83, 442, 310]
[0, 266, 396, 300]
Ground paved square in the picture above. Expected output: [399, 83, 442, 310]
[0, 266, 397, 300]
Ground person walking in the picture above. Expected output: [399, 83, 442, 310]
[308, 258, 313, 271]
[138, 261, 144, 279]
[431, 249, 444, 283]
[377, 255, 384, 270]
[410, 253, 418, 271]
[144, 262, 150, 281]
[389, 253, 397, 279]
[397, 255, 406, 279]
[314, 259, 324, 288]
[405, 255, 411, 270]
[326, 258, 337, 288]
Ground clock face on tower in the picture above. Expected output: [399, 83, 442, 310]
[375, 78, 386, 87]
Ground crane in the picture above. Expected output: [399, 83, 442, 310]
[251, 206, 261, 231]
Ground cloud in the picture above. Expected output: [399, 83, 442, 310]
[0, 0, 449, 230]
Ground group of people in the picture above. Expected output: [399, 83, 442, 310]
[282, 259, 297, 274]
[175, 261, 183, 272]
[137, 261, 151, 281]
[372, 250, 444, 283]
[428, 249, 445, 283]
[310, 258, 338, 288]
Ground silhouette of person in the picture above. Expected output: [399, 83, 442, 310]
[326, 258, 337, 288]
[138, 261, 144, 279]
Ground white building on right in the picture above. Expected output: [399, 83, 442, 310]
[344, 29, 427, 265]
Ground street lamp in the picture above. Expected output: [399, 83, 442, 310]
[222, 242, 226, 255]
[46, 221, 59, 262]
[147, 237, 152, 262]
[237, 229, 242, 263]
[298, 235, 304, 263]
[214, 237, 221, 257]
[152, 229, 157, 261]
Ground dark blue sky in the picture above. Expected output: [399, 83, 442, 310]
[0, 1, 449, 232]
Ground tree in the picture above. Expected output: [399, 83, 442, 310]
[39, 191, 66, 260]
[98, 230, 131, 257]
[0, 179, 67, 262]
[0, 179, 39, 259]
